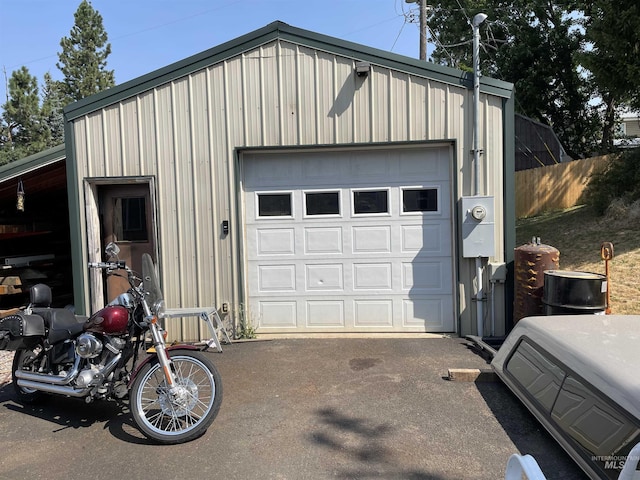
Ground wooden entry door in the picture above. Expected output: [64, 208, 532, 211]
[99, 184, 156, 302]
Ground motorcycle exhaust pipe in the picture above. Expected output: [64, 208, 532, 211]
[15, 353, 122, 398]
[15, 380, 91, 398]
[15, 352, 121, 387]
[14, 355, 82, 386]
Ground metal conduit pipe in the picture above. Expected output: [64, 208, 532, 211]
[472, 12, 488, 337]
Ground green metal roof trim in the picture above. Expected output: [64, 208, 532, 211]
[64, 21, 513, 121]
[0, 143, 65, 182]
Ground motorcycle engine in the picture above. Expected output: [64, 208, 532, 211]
[76, 333, 103, 359]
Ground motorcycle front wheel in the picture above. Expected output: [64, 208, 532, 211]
[130, 350, 222, 444]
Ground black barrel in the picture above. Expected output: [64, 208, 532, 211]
[543, 270, 607, 315]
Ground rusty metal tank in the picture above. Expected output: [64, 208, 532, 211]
[514, 239, 560, 323]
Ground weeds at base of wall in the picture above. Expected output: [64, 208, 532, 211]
[235, 304, 257, 340]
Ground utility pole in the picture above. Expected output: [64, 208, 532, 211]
[405, 0, 428, 60]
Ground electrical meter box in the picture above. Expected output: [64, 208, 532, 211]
[461, 196, 495, 258]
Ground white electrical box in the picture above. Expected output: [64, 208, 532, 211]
[489, 262, 507, 283]
[461, 196, 495, 258]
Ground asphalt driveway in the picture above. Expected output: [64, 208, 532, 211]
[0, 337, 586, 479]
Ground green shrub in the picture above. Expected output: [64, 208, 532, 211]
[585, 148, 640, 215]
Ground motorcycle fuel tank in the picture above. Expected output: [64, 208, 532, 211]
[85, 305, 129, 334]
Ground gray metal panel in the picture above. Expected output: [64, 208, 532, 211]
[296, 45, 318, 144]
[280, 42, 299, 145]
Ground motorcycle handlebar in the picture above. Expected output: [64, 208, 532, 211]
[88, 260, 127, 270]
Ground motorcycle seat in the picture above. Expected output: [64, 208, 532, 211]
[32, 308, 86, 344]
[30, 283, 53, 308]
[29, 284, 86, 344]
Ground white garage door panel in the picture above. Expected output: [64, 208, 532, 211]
[304, 227, 343, 254]
[401, 224, 450, 255]
[403, 298, 448, 329]
[402, 261, 452, 292]
[255, 228, 295, 255]
[352, 226, 391, 253]
[307, 301, 345, 327]
[353, 263, 393, 290]
[259, 302, 297, 327]
[306, 264, 344, 290]
[258, 265, 296, 291]
[243, 147, 455, 333]
[354, 300, 394, 327]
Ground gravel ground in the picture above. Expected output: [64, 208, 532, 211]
[0, 350, 12, 386]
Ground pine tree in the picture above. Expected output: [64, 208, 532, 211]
[0, 67, 50, 164]
[56, 0, 115, 103]
[42, 72, 66, 147]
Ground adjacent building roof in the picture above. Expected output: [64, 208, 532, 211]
[0, 144, 66, 204]
[515, 114, 568, 170]
[0, 144, 65, 182]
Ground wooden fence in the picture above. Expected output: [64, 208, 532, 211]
[515, 155, 611, 218]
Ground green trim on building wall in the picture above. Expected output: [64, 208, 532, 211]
[63, 123, 87, 315]
[503, 91, 516, 329]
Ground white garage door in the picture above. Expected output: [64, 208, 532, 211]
[242, 147, 455, 333]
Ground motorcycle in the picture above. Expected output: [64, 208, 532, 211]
[0, 243, 223, 444]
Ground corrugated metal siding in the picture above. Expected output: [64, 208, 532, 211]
[625, 118, 640, 137]
[70, 38, 506, 340]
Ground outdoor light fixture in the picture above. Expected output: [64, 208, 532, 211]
[473, 12, 488, 27]
[16, 179, 25, 212]
[355, 61, 371, 77]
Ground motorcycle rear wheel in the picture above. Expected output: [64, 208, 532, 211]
[130, 350, 222, 444]
[12, 348, 46, 404]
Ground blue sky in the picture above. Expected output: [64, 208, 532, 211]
[0, 0, 431, 104]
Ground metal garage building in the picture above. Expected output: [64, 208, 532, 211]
[64, 21, 515, 340]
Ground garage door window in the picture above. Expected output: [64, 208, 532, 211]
[402, 188, 439, 213]
[353, 189, 388, 215]
[305, 191, 340, 216]
[258, 193, 292, 217]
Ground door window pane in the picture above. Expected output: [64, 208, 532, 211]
[403, 188, 438, 212]
[258, 193, 292, 217]
[353, 190, 388, 214]
[305, 192, 340, 216]
[114, 197, 148, 242]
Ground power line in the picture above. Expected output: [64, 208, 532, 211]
[390, 17, 408, 52]
[3, 1, 244, 74]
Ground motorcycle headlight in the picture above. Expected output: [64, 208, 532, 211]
[153, 299, 166, 318]
[108, 292, 135, 309]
